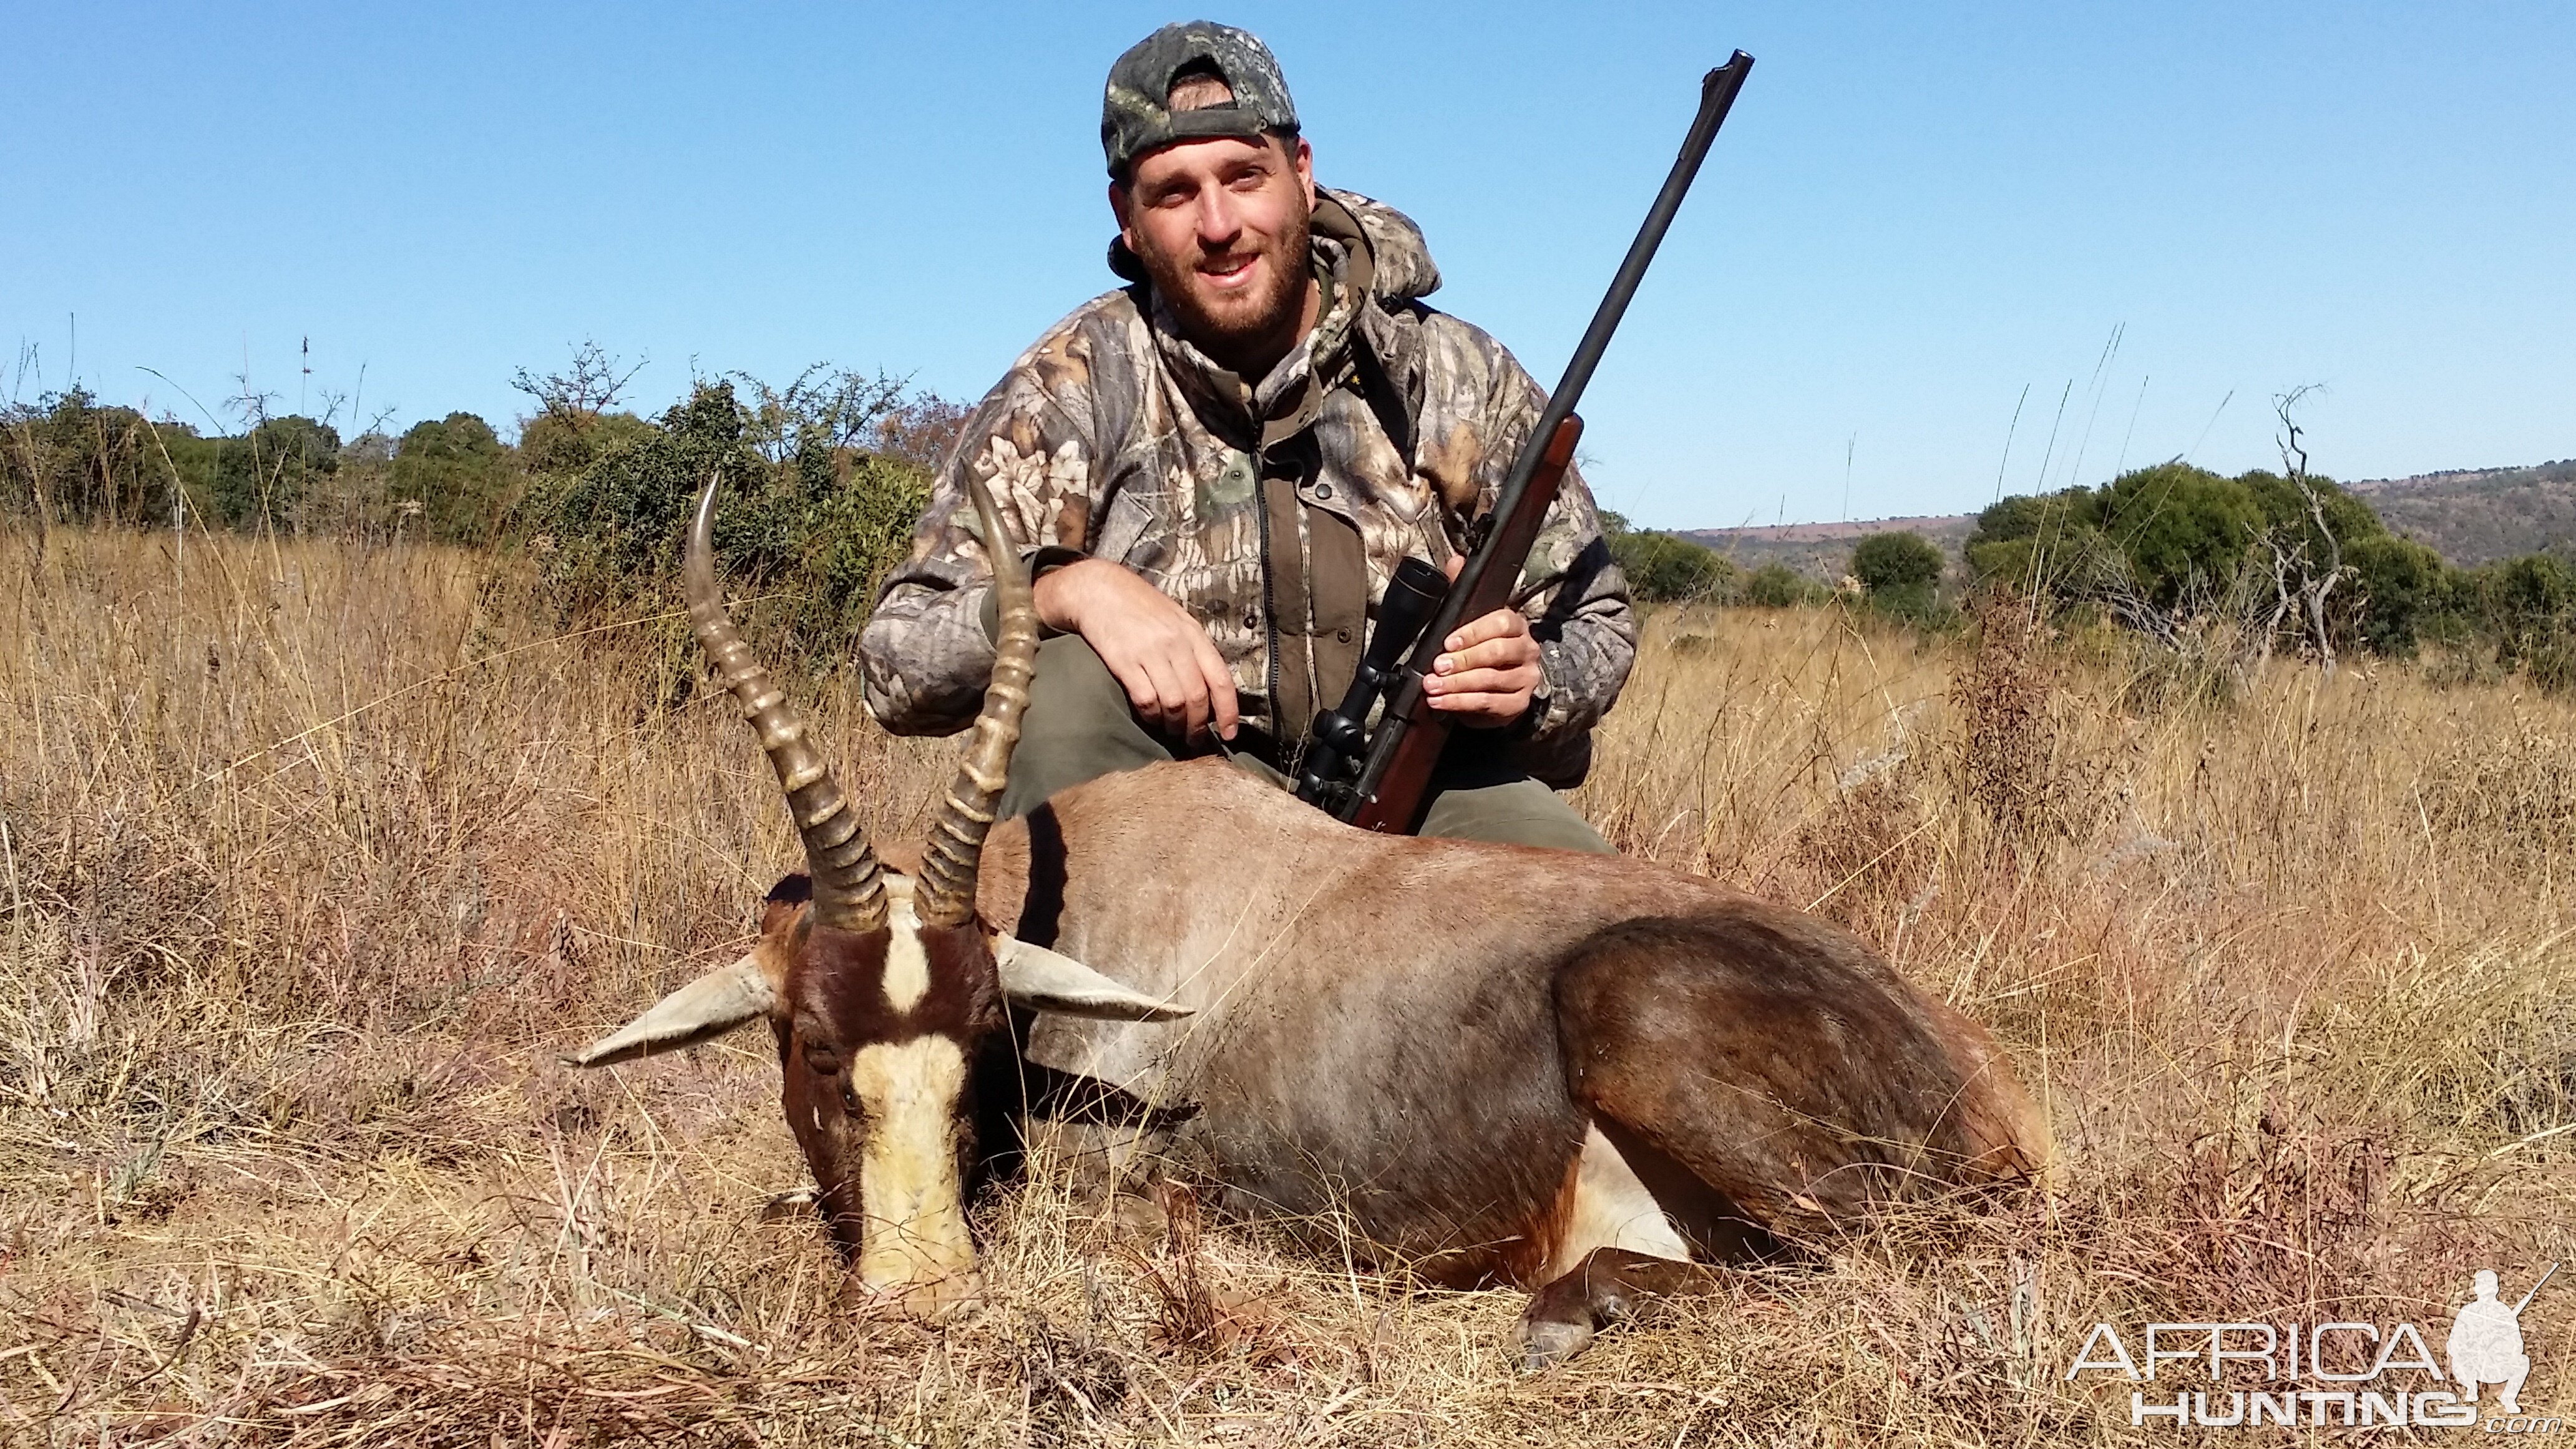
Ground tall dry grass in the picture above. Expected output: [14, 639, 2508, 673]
[2, 526, 2569, 1445]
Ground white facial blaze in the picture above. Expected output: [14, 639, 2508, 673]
[882, 892, 930, 1013]
[846, 1035, 976, 1290]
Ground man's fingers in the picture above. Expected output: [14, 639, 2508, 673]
[1135, 643, 1215, 738]
[1425, 690, 1522, 718]
[1106, 648, 1164, 719]
[1191, 635, 1241, 739]
[1131, 653, 1189, 731]
[1442, 606, 1528, 653]
[1078, 587, 1236, 740]
[1423, 666, 1538, 699]
[1435, 636, 1539, 676]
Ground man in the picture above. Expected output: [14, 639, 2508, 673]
[2447, 1270, 2532, 1415]
[861, 20, 1634, 852]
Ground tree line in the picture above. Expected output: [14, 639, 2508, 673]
[10, 360, 2572, 688]
[2, 349, 960, 664]
[1603, 451, 2576, 688]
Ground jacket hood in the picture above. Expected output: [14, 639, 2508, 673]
[1106, 187, 1442, 306]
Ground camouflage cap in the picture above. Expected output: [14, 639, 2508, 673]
[1101, 21, 1299, 179]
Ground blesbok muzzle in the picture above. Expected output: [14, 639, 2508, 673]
[573, 471, 1187, 1316]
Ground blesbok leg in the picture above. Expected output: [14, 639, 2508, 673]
[1520, 909, 2037, 1364]
[1520, 1247, 1720, 1367]
[1553, 911, 2017, 1235]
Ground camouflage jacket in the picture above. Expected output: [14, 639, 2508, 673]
[859, 189, 1636, 785]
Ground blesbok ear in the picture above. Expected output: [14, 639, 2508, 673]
[995, 937, 1194, 1022]
[567, 951, 779, 1067]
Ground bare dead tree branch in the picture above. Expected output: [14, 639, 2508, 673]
[2272, 385, 2347, 674]
[509, 340, 646, 432]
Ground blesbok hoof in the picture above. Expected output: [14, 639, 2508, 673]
[1516, 1312, 1595, 1370]
[842, 1269, 988, 1324]
[1108, 1190, 1169, 1239]
[757, 1186, 819, 1223]
[1517, 1248, 1721, 1369]
[902, 1272, 988, 1324]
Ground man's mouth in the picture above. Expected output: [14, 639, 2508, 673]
[1196, 253, 1261, 290]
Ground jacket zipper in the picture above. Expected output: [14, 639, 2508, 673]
[1251, 449, 1284, 757]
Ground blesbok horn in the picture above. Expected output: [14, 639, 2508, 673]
[567, 947, 780, 1066]
[913, 476, 1038, 927]
[684, 471, 888, 934]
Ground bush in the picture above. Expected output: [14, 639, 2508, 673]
[2469, 554, 2576, 672]
[205, 416, 342, 532]
[1847, 530, 1944, 625]
[1958, 465, 2575, 674]
[2095, 464, 2266, 610]
[1965, 489, 2116, 598]
[1744, 561, 1825, 608]
[517, 375, 933, 668]
[0, 388, 168, 527]
[391, 413, 518, 545]
[2344, 534, 2449, 655]
[1603, 514, 1737, 603]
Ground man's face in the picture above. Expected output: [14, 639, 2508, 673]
[1111, 134, 1317, 373]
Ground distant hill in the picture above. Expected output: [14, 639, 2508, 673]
[2344, 460, 2576, 565]
[1667, 456, 2576, 578]
[1677, 513, 1976, 583]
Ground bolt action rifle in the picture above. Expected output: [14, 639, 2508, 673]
[1294, 52, 1754, 833]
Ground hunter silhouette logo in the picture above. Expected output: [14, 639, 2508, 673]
[2451, 1264, 2554, 1417]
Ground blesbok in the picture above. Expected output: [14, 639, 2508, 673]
[575, 475, 2052, 1363]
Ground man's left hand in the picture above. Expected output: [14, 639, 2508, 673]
[1421, 557, 1542, 728]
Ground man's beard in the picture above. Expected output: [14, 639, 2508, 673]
[1138, 205, 1312, 377]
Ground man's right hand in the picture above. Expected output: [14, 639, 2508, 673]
[1033, 557, 1241, 743]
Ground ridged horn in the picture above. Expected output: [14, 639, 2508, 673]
[685, 472, 888, 934]
[914, 476, 1038, 927]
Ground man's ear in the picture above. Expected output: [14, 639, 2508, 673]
[1108, 180, 1138, 252]
[1292, 136, 1314, 211]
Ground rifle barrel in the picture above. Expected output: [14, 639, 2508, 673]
[1440, 52, 1753, 618]
[1335, 54, 1754, 831]
[2513, 1261, 2558, 1315]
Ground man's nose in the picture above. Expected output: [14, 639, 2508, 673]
[1193, 190, 1242, 248]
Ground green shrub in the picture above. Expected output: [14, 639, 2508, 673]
[207, 416, 341, 532]
[1744, 561, 1825, 608]
[2095, 464, 2266, 609]
[1609, 531, 1735, 604]
[1852, 530, 1942, 593]
[516, 376, 932, 668]
[391, 412, 519, 545]
[2344, 534, 2449, 655]
[1966, 489, 2116, 597]
[0, 389, 168, 527]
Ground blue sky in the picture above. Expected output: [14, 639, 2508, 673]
[6, 2, 2570, 529]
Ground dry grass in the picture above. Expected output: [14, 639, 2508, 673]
[2, 527, 2570, 1445]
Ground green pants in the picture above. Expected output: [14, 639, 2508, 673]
[996, 635, 1614, 854]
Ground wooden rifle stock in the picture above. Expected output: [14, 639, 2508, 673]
[1344, 416, 1583, 834]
